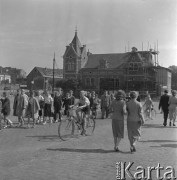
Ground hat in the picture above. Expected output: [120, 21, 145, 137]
[164, 90, 168, 93]
[115, 90, 126, 99]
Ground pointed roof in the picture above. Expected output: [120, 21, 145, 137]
[71, 31, 82, 55]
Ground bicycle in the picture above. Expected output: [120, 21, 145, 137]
[143, 106, 156, 120]
[91, 108, 97, 119]
[58, 106, 96, 141]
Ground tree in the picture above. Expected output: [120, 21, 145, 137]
[55, 79, 81, 94]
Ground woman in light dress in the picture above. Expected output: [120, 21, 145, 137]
[168, 90, 177, 126]
[126, 91, 145, 153]
[109, 90, 126, 152]
[26, 91, 40, 128]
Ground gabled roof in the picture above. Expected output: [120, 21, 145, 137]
[83, 50, 155, 69]
[83, 53, 131, 69]
[35, 67, 63, 78]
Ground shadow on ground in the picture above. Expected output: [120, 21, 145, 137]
[26, 134, 82, 142]
[47, 148, 132, 154]
[142, 124, 177, 129]
[150, 144, 177, 148]
[26, 135, 63, 142]
[140, 140, 177, 143]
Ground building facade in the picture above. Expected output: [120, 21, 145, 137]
[63, 32, 171, 96]
[63, 31, 88, 79]
[0, 66, 26, 84]
[27, 67, 63, 90]
[0, 74, 11, 84]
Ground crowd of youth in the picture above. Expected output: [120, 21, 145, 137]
[0, 89, 100, 129]
[0, 88, 176, 152]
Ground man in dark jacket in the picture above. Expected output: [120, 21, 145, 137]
[53, 89, 63, 122]
[101, 90, 111, 119]
[1, 92, 14, 128]
[159, 90, 169, 126]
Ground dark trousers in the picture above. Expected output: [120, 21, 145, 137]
[54, 111, 61, 121]
[101, 107, 109, 119]
[163, 109, 169, 125]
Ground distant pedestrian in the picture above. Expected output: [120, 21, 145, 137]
[126, 91, 144, 153]
[101, 90, 111, 119]
[168, 90, 177, 126]
[69, 90, 75, 105]
[13, 89, 21, 117]
[43, 90, 53, 124]
[1, 92, 14, 128]
[143, 94, 154, 120]
[126, 92, 131, 102]
[53, 90, 63, 122]
[35, 90, 44, 124]
[17, 89, 29, 127]
[109, 90, 126, 152]
[90, 92, 100, 118]
[158, 90, 169, 126]
[26, 91, 40, 128]
[63, 92, 72, 117]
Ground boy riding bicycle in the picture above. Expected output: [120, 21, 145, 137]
[70, 91, 90, 135]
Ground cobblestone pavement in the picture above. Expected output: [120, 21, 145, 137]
[0, 102, 177, 180]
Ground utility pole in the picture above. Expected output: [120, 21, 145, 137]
[52, 52, 55, 94]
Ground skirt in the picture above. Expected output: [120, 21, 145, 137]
[127, 121, 141, 140]
[168, 105, 177, 120]
[112, 119, 124, 138]
[44, 104, 52, 117]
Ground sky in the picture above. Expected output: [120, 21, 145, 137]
[0, 0, 177, 74]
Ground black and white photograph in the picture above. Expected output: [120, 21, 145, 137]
[0, 0, 177, 179]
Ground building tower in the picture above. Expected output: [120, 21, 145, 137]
[63, 30, 88, 79]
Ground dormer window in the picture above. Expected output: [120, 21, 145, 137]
[129, 62, 142, 71]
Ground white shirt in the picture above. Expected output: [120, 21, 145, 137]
[44, 95, 53, 104]
[77, 96, 90, 107]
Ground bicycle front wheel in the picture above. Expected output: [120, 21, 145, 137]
[85, 117, 95, 135]
[58, 118, 76, 141]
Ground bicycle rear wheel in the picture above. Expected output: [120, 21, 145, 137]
[58, 118, 78, 141]
[85, 116, 95, 135]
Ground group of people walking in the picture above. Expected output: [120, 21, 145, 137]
[109, 90, 144, 152]
[0, 88, 76, 129]
[1, 87, 176, 153]
[159, 89, 177, 127]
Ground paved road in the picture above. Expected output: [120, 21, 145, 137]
[0, 102, 177, 180]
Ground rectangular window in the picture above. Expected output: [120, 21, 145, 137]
[85, 78, 90, 86]
[115, 79, 119, 88]
[91, 78, 94, 87]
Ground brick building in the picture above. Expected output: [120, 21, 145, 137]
[63, 32, 171, 95]
[27, 67, 63, 90]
